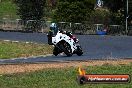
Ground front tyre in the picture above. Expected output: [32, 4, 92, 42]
[76, 46, 83, 56]
[53, 47, 59, 56]
[63, 42, 73, 57]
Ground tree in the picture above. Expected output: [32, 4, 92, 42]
[53, 0, 95, 23]
[103, 0, 123, 12]
[15, 0, 46, 21]
[89, 9, 110, 24]
[102, 0, 125, 25]
[14, 0, 46, 31]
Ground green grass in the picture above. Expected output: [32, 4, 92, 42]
[0, 64, 131, 88]
[0, 0, 18, 19]
[0, 41, 53, 59]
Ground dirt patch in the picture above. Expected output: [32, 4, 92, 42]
[0, 59, 132, 74]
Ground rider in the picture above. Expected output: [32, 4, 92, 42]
[49, 22, 58, 35]
[49, 23, 78, 43]
[47, 22, 58, 45]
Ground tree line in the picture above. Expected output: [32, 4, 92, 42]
[14, 0, 129, 25]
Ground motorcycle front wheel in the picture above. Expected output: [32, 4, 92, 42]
[63, 42, 73, 57]
[76, 46, 83, 56]
[53, 46, 59, 56]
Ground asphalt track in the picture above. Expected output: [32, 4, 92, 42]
[0, 32, 132, 64]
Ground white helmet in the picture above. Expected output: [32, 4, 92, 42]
[50, 23, 57, 28]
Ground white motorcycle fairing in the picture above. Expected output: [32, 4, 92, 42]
[52, 32, 77, 53]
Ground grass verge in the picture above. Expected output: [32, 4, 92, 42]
[0, 63, 131, 88]
[0, 40, 53, 59]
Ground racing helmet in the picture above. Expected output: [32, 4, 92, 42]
[50, 23, 58, 35]
[50, 23, 57, 28]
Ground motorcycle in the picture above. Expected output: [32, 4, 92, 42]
[47, 28, 83, 57]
